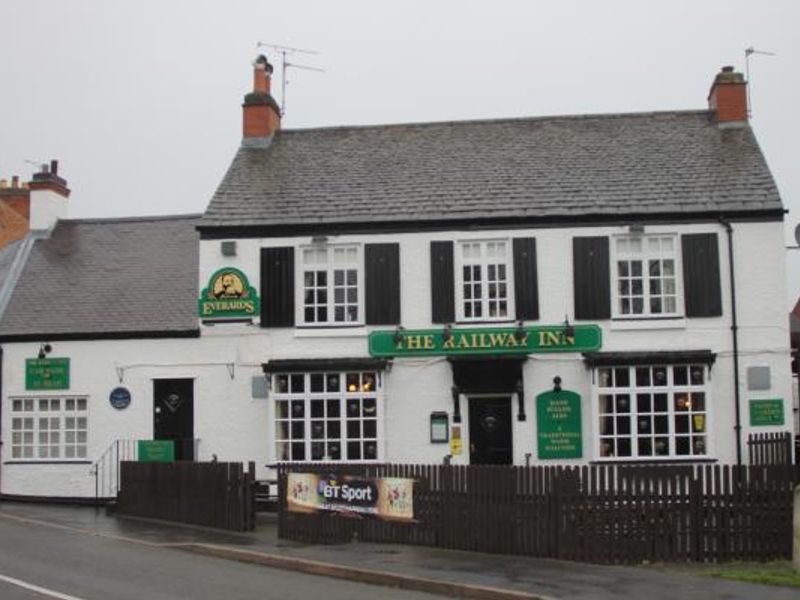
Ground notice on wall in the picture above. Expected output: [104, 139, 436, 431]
[25, 358, 70, 391]
[749, 399, 785, 426]
[138, 440, 175, 463]
[287, 472, 414, 522]
[536, 390, 583, 459]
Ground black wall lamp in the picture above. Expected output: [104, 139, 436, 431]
[514, 320, 526, 342]
[553, 376, 562, 393]
[37, 343, 52, 360]
[393, 325, 406, 345]
[442, 323, 454, 344]
[563, 315, 575, 339]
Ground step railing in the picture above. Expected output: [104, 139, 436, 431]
[91, 438, 202, 504]
[90, 439, 138, 503]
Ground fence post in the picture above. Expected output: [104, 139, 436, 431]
[794, 484, 800, 571]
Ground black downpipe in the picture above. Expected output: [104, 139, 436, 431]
[721, 220, 743, 466]
[0, 346, 3, 493]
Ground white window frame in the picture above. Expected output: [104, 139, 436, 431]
[593, 364, 710, 461]
[297, 244, 364, 327]
[454, 239, 514, 322]
[9, 395, 89, 461]
[611, 234, 682, 319]
[272, 370, 383, 463]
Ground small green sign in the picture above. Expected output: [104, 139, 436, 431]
[198, 267, 260, 319]
[138, 440, 175, 463]
[25, 358, 70, 390]
[368, 325, 601, 357]
[536, 390, 583, 459]
[749, 399, 784, 426]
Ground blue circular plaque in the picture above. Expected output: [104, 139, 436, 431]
[109, 387, 132, 410]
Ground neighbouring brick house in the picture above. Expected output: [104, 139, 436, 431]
[0, 59, 795, 500]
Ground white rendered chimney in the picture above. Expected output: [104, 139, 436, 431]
[28, 160, 69, 231]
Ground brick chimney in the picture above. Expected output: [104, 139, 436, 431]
[0, 174, 31, 248]
[242, 55, 281, 143]
[28, 160, 70, 231]
[708, 66, 748, 124]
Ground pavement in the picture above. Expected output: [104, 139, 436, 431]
[0, 501, 797, 600]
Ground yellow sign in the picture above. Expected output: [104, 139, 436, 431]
[450, 425, 462, 455]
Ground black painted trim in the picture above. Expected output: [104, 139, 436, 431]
[430, 241, 455, 324]
[0, 329, 200, 343]
[0, 493, 110, 506]
[513, 237, 539, 320]
[198, 209, 785, 239]
[365, 243, 401, 325]
[262, 358, 389, 373]
[582, 350, 716, 367]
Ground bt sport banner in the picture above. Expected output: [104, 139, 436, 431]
[286, 473, 414, 522]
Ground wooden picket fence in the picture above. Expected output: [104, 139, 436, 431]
[277, 463, 800, 564]
[116, 461, 256, 531]
[747, 432, 794, 465]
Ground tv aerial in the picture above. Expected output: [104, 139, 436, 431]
[257, 42, 324, 116]
[744, 47, 776, 117]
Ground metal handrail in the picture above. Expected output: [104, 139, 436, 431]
[91, 439, 139, 504]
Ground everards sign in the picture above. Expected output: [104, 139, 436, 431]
[368, 325, 601, 357]
[198, 267, 260, 319]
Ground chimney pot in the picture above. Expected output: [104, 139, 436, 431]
[50, 160, 58, 175]
[11, 175, 19, 188]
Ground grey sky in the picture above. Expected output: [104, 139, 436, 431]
[1, 1, 799, 304]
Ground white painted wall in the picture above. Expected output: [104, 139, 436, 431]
[1, 219, 793, 498]
[29, 188, 67, 232]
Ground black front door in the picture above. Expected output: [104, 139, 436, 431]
[469, 397, 512, 465]
[153, 379, 194, 461]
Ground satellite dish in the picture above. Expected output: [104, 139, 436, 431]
[794, 223, 800, 247]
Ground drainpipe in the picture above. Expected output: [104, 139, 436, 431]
[721, 219, 742, 466]
[0, 346, 3, 493]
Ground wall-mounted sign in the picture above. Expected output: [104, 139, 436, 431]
[287, 472, 414, 522]
[430, 412, 449, 443]
[749, 399, 784, 426]
[138, 440, 175, 463]
[450, 425, 463, 455]
[25, 358, 70, 390]
[369, 325, 601, 357]
[198, 267, 260, 319]
[536, 389, 583, 459]
[109, 387, 132, 410]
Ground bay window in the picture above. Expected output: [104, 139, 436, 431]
[597, 364, 708, 459]
[273, 370, 380, 462]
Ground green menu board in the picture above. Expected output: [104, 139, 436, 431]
[536, 390, 583, 459]
[138, 440, 175, 463]
[25, 358, 70, 390]
[749, 399, 784, 426]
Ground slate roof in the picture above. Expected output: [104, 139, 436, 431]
[0, 215, 201, 340]
[200, 110, 783, 230]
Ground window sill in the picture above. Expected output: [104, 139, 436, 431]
[3, 460, 92, 465]
[294, 326, 366, 339]
[454, 319, 519, 326]
[609, 317, 687, 331]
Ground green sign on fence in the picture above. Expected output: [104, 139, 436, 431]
[536, 390, 583, 459]
[25, 358, 70, 390]
[138, 440, 175, 463]
[749, 399, 784, 426]
[368, 325, 601, 358]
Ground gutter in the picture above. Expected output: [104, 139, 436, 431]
[720, 219, 742, 466]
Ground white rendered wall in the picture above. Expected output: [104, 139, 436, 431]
[29, 189, 67, 232]
[1, 220, 792, 498]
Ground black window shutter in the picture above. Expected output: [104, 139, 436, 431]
[430, 241, 455, 324]
[260, 247, 294, 327]
[513, 237, 539, 320]
[573, 237, 610, 320]
[365, 243, 401, 325]
[682, 233, 722, 317]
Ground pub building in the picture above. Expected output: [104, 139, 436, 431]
[0, 59, 794, 500]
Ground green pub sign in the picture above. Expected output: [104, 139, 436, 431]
[536, 390, 583, 459]
[138, 440, 175, 463]
[198, 267, 260, 319]
[369, 325, 601, 357]
[749, 399, 784, 427]
[25, 358, 70, 390]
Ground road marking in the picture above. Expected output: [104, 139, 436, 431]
[0, 573, 87, 600]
